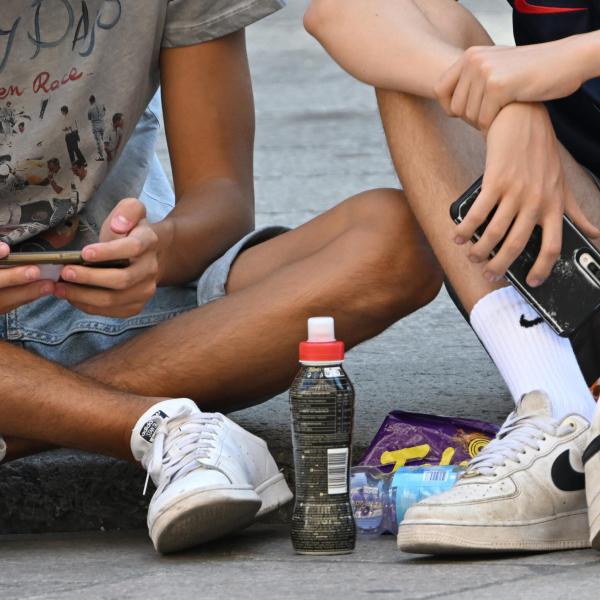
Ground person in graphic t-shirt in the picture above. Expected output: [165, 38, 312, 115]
[87, 95, 106, 162]
[104, 113, 124, 162]
[60, 106, 87, 168]
[0, 1, 439, 554]
[307, 0, 600, 555]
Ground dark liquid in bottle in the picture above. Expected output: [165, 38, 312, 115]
[290, 364, 356, 554]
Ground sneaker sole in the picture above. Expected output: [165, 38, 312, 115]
[151, 488, 261, 554]
[398, 511, 590, 554]
[591, 514, 600, 550]
[585, 448, 600, 550]
[255, 473, 294, 518]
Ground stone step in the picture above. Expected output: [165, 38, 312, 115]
[0, 444, 344, 534]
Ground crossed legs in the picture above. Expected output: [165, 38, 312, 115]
[1, 188, 442, 461]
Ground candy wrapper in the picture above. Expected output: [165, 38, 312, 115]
[359, 410, 499, 472]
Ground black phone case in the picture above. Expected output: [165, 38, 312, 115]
[450, 176, 600, 337]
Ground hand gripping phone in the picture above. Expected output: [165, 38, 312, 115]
[450, 176, 600, 337]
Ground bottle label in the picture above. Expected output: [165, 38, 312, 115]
[327, 448, 349, 494]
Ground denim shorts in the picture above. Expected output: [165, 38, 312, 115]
[0, 225, 286, 367]
[0, 152, 287, 367]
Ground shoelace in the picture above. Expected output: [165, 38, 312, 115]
[464, 411, 574, 477]
[142, 409, 226, 495]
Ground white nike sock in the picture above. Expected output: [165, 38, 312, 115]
[470, 286, 596, 421]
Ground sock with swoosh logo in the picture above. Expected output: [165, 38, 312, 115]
[470, 286, 596, 421]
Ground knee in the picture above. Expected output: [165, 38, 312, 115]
[303, 0, 326, 36]
[340, 189, 443, 321]
[304, 0, 338, 39]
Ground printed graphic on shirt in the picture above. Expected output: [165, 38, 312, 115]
[0, 0, 285, 249]
[0, 1, 126, 247]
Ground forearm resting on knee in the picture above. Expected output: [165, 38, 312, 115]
[304, 0, 491, 98]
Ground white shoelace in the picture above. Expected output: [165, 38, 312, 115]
[142, 409, 226, 495]
[464, 411, 574, 477]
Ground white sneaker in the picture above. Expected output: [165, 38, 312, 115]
[398, 391, 590, 554]
[131, 398, 293, 553]
[583, 401, 600, 549]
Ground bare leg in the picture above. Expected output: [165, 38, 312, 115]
[76, 189, 442, 411]
[0, 343, 161, 460]
[3, 437, 55, 461]
[1, 189, 441, 459]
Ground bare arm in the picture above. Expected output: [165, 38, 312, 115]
[304, 0, 489, 98]
[54, 30, 256, 316]
[436, 31, 600, 130]
[154, 29, 255, 286]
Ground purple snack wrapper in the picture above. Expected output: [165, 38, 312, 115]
[359, 410, 499, 473]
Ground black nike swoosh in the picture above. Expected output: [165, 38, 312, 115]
[520, 314, 544, 328]
[551, 449, 585, 492]
[583, 434, 600, 465]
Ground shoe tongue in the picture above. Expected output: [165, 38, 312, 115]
[515, 391, 553, 419]
[130, 398, 199, 462]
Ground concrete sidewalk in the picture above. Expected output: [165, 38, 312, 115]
[3, 3, 599, 598]
[1, 526, 599, 600]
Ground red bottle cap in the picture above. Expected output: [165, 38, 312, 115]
[299, 317, 345, 363]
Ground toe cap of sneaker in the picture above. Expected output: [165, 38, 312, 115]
[149, 469, 252, 520]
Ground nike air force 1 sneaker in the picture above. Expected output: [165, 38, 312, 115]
[398, 392, 590, 554]
[131, 398, 293, 554]
[583, 400, 600, 549]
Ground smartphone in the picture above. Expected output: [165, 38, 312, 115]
[450, 176, 600, 337]
[0, 251, 129, 269]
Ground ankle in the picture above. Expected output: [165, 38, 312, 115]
[121, 396, 171, 462]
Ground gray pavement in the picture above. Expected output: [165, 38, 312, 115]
[3, 1, 599, 597]
[2, 525, 599, 600]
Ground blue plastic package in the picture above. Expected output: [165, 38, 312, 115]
[392, 465, 461, 524]
[350, 465, 462, 535]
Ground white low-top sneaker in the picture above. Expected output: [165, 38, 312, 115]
[583, 401, 600, 549]
[131, 398, 293, 554]
[398, 391, 590, 554]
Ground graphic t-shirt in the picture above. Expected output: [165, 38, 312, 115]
[508, 0, 600, 177]
[0, 0, 285, 248]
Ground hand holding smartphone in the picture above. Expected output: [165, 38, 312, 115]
[0, 198, 156, 318]
[451, 177, 600, 336]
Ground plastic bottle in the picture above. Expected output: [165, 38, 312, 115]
[350, 465, 463, 535]
[289, 317, 356, 555]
